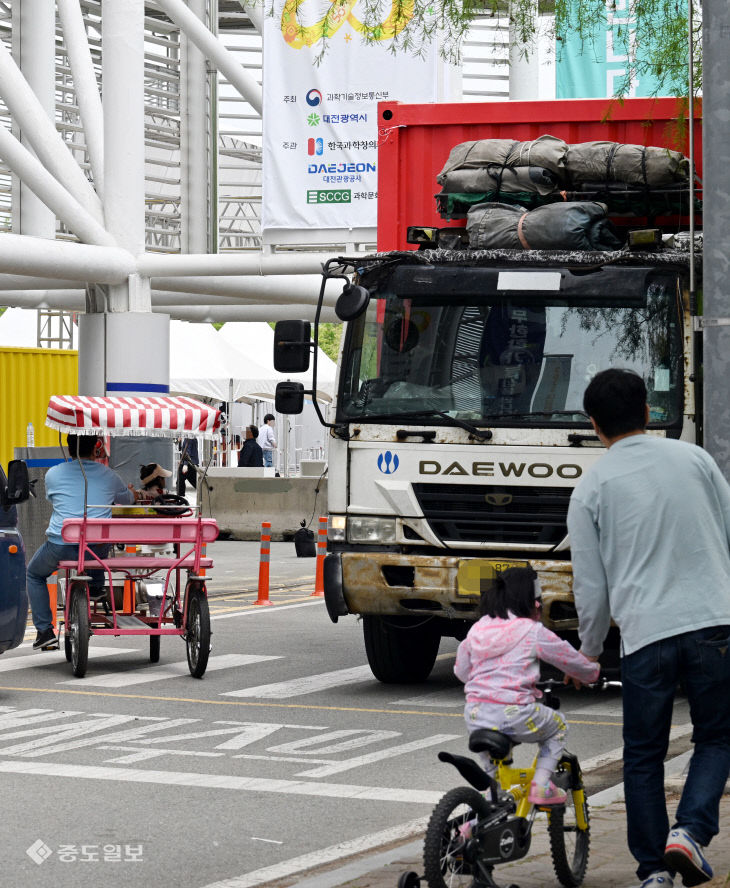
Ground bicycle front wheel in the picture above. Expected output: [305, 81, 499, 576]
[548, 761, 590, 887]
[423, 786, 491, 888]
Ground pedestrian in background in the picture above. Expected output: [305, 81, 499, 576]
[176, 437, 199, 496]
[238, 424, 264, 468]
[567, 368, 730, 888]
[259, 413, 277, 468]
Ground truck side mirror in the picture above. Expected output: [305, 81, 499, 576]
[1, 460, 30, 507]
[275, 381, 305, 415]
[273, 320, 312, 372]
[335, 283, 370, 321]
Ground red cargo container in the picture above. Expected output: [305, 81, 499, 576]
[376, 97, 701, 251]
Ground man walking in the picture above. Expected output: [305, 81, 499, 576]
[259, 413, 277, 468]
[568, 368, 730, 888]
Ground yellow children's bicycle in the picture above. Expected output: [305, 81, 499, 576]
[399, 679, 596, 888]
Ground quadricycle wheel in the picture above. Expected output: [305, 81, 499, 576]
[185, 582, 211, 678]
[423, 786, 492, 888]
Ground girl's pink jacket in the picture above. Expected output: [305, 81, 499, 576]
[454, 614, 601, 705]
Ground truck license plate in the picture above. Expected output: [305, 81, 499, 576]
[457, 559, 529, 597]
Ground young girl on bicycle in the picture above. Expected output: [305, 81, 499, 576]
[454, 565, 600, 805]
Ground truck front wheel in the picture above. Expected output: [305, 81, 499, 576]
[363, 615, 440, 683]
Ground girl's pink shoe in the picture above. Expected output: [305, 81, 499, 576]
[528, 780, 567, 805]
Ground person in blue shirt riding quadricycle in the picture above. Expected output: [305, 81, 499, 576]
[568, 368, 730, 888]
[26, 435, 138, 651]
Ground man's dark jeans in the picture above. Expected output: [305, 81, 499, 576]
[622, 625, 730, 879]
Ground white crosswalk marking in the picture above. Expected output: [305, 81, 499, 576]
[222, 664, 374, 699]
[58, 653, 281, 688]
[390, 689, 464, 708]
[0, 647, 137, 673]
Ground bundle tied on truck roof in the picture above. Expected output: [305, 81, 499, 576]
[466, 201, 623, 252]
[436, 135, 694, 220]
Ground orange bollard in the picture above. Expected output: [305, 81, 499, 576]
[255, 521, 272, 606]
[312, 516, 328, 597]
[123, 544, 136, 611]
[47, 572, 58, 630]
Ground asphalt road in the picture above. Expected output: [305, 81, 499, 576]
[0, 540, 692, 887]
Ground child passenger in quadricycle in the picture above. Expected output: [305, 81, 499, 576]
[454, 566, 600, 806]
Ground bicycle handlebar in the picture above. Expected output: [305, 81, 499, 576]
[536, 676, 622, 691]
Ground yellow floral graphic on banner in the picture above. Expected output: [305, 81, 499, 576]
[281, 0, 415, 48]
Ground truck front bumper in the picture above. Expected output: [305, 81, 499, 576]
[324, 550, 578, 633]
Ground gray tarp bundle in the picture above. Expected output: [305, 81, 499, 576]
[437, 136, 690, 193]
[466, 201, 623, 252]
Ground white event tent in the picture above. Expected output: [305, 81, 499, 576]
[216, 321, 337, 403]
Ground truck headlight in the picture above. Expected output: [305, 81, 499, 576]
[348, 517, 397, 544]
[329, 516, 346, 542]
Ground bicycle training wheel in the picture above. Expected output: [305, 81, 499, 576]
[423, 786, 491, 888]
[548, 761, 590, 887]
[185, 583, 211, 678]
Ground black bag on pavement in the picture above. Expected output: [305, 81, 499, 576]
[294, 525, 316, 558]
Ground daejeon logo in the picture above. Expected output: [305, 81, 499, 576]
[306, 89, 323, 106]
[281, 0, 415, 48]
[377, 451, 399, 474]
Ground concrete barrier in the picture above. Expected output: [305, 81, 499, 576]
[198, 468, 328, 541]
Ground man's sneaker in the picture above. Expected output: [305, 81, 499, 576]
[636, 871, 673, 888]
[33, 628, 58, 650]
[528, 779, 567, 805]
[664, 827, 713, 886]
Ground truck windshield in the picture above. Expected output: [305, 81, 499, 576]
[338, 269, 684, 427]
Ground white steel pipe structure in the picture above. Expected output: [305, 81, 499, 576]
[138, 251, 336, 277]
[0, 234, 135, 282]
[102, 0, 150, 312]
[151, 274, 339, 304]
[16, 0, 56, 238]
[180, 0, 210, 255]
[152, 0, 263, 114]
[57, 0, 105, 198]
[0, 37, 104, 225]
[0, 127, 115, 246]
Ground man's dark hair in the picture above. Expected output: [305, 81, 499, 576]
[479, 566, 539, 620]
[249, 424, 259, 439]
[583, 369, 647, 438]
[264, 414, 275, 423]
[67, 434, 100, 459]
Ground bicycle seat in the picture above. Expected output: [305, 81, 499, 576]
[469, 728, 520, 760]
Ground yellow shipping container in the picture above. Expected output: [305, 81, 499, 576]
[0, 347, 78, 468]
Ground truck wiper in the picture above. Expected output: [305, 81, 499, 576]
[481, 410, 590, 421]
[348, 409, 492, 441]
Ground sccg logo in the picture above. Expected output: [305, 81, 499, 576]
[306, 189, 351, 204]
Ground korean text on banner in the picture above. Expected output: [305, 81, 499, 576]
[262, 1, 443, 240]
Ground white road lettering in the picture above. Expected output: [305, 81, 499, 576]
[1, 716, 196, 758]
[267, 729, 401, 755]
[295, 734, 460, 778]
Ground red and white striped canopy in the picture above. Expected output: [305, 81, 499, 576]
[46, 395, 221, 439]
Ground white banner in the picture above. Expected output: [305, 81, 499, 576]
[262, 2, 446, 242]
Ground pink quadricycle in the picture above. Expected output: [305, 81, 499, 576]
[45, 394, 221, 678]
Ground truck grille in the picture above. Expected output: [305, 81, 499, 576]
[412, 483, 572, 546]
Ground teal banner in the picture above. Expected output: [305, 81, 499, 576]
[556, 0, 680, 98]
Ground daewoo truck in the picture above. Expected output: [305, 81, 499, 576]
[274, 98, 702, 682]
